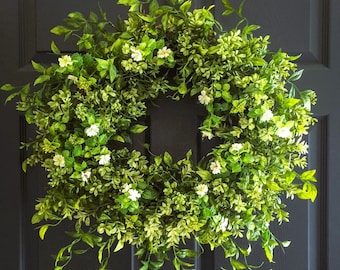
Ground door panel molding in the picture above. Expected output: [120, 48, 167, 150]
[308, 115, 328, 270]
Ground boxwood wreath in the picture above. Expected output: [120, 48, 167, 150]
[1, 0, 318, 269]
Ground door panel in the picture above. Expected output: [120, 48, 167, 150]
[0, 0, 337, 269]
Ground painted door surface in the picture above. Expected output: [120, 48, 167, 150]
[0, 0, 337, 269]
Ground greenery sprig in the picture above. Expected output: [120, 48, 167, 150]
[1, 0, 317, 269]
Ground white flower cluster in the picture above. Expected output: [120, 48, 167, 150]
[131, 48, 143, 62]
[210, 160, 221, 174]
[85, 124, 100, 137]
[122, 183, 141, 201]
[260, 109, 273, 122]
[276, 127, 292, 138]
[198, 90, 211, 105]
[201, 130, 214, 140]
[99, 154, 111, 165]
[230, 143, 243, 152]
[58, 55, 73, 68]
[81, 171, 91, 182]
[53, 154, 65, 167]
[220, 217, 229, 232]
[196, 184, 208, 196]
[157, 46, 172, 58]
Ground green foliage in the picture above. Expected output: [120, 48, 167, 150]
[1, 0, 318, 269]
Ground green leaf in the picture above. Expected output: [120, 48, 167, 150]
[289, 69, 304, 82]
[285, 171, 296, 184]
[130, 124, 148, 134]
[113, 240, 124, 252]
[154, 156, 162, 166]
[178, 82, 187, 94]
[176, 249, 198, 259]
[1, 83, 15, 91]
[113, 135, 125, 143]
[297, 182, 318, 202]
[281, 241, 291, 248]
[196, 169, 212, 180]
[85, 137, 96, 147]
[72, 145, 83, 157]
[109, 64, 117, 83]
[56, 246, 67, 263]
[284, 98, 300, 107]
[289, 84, 297, 98]
[230, 258, 246, 269]
[118, 0, 140, 11]
[264, 245, 273, 262]
[74, 249, 88, 255]
[300, 169, 317, 182]
[34, 75, 50, 86]
[242, 24, 260, 35]
[82, 233, 95, 248]
[98, 134, 108, 145]
[266, 181, 282, 191]
[20, 83, 30, 101]
[163, 152, 173, 166]
[65, 156, 75, 168]
[239, 244, 251, 256]
[39, 224, 49, 240]
[31, 213, 43, 224]
[142, 189, 158, 200]
[68, 11, 86, 20]
[137, 13, 154, 23]
[51, 41, 61, 55]
[74, 161, 87, 171]
[149, 0, 159, 13]
[98, 244, 105, 263]
[51, 25, 71, 36]
[221, 0, 235, 16]
[22, 159, 28, 173]
[140, 261, 149, 270]
[300, 90, 313, 110]
[180, 1, 192, 13]
[173, 257, 180, 270]
[31, 60, 45, 73]
[96, 58, 109, 70]
[4, 91, 19, 103]
[251, 57, 266, 66]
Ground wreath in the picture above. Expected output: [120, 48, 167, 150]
[1, 0, 318, 269]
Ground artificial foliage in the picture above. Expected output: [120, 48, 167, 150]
[1, 0, 318, 269]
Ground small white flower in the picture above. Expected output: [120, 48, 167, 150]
[286, 191, 295, 200]
[157, 46, 172, 58]
[58, 55, 73, 68]
[67, 75, 78, 84]
[277, 127, 292, 138]
[81, 171, 91, 182]
[210, 160, 221, 174]
[230, 143, 243, 152]
[196, 184, 208, 196]
[122, 183, 132, 193]
[220, 217, 229, 232]
[198, 90, 211, 105]
[128, 189, 141, 201]
[85, 124, 99, 137]
[53, 154, 65, 167]
[131, 48, 143, 62]
[201, 130, 214, 140]
[99, 154, 111, 165]
[260, 109, 273, 122]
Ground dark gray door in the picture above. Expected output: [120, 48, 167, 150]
[0, 0, 337, 269]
